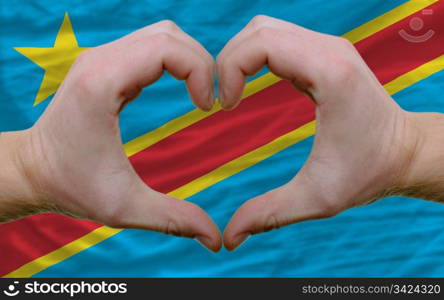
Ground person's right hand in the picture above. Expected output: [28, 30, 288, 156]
[218, 16, 434, 250]
[0, 21, 222, 251]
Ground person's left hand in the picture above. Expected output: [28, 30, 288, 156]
[1, 20, 222, 251]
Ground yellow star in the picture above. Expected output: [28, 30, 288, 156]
[14, 13, 90, 106]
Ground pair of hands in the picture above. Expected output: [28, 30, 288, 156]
[1, 16, 441, 252]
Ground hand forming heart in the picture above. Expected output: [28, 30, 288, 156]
[1, 16, 443, 252]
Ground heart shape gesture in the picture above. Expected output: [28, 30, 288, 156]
[216, 16, 418, 249]
[0, 16, 442, 252]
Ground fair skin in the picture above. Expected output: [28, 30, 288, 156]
[1, 16, 443, 252]
[0, 20, 221, 252]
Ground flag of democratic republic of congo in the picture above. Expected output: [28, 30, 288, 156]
[1, 0, 443, 277]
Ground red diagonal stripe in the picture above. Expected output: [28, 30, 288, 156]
[0, 214, 100, 276]
[356, 0, 444, 84]
[132, 0, 444, 193]
[130, 81, 315, 193]
[1, 1, 443, 277]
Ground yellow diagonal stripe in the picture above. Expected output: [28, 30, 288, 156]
[125, 0, 438, 157]
[170, 56, 444, 199]
[124, 72, 281, 156]
[384, 55, 444, 95]
[169, 121, 316, 199]
[4, 227, 122, 278]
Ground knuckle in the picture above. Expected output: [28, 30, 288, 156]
[249, 15, 271, 28]
[74, 48, 93, 66]
[324, 52, 357, 83]
[164, 219, 182, 237]
[156, 19, 178, 32]
[254, 26, 276, 41]
[151, 31, 174, 47]
[324, 37, 360, 80]
[70, 48, 106, 97]
[72, 72, 100, 98]
[262, 214, 280, 233]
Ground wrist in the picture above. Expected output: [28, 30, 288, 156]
[393, 112, 444, 202]
[0, 130, 45, 222]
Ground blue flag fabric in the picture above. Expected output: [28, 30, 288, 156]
[1, 0, 444, 277]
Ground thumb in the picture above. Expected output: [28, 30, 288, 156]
[103, 179, 222, 252]
[223, 174, 335, 251]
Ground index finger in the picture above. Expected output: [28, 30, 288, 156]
[216, 15, 355, 110]
[70, 20, 215, 112]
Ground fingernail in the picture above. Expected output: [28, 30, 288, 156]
[230, 233, 250, 251]
[195, 235, 216, 252]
